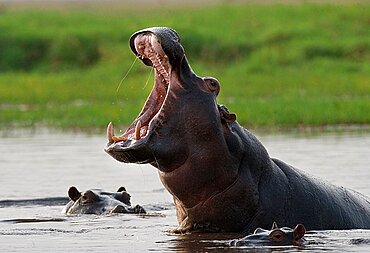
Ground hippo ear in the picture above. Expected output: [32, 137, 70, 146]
[222, 113, 236, 123]
[293, 224, 306, 240]
[271, 221, 278, 230]
[117, 186, 126, 192]
[68, 186, 81, 202]
[218, 104, 236, 123]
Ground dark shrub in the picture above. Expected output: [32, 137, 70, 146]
[48, 35, 100, 70]
[0, 36, 49, 71]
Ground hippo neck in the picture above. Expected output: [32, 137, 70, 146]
[158, 122, 269, 232]
[156, 106, 242, 208]
[158, 132, 239, 208]
[183, 123, 276, 231]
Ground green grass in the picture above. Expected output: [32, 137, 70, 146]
[0, 3, 369, 131]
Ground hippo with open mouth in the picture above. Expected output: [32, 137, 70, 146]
[62, 186, 145, 215]
[230, 222, 306, 247]
[105, 27, 370, 233]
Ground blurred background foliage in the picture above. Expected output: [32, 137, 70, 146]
[0, 1, 369, 131]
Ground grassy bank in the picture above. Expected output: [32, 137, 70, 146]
[0, 3, 369, 131]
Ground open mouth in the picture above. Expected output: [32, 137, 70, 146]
[106, 32, 172, 147]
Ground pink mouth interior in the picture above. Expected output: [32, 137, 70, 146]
[107, 33, 171, 144]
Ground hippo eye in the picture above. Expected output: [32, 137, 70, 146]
[269, 230, 285, 242]
[209, 81, 217, 89]
[81, 195, 92, 204]
[204, 77, 220, 95]
[81, 190, 97, 204]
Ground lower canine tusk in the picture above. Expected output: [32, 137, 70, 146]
[108, 122, 128, 142]
[135, 120, 142, 140]
[107, 122, 114, 142]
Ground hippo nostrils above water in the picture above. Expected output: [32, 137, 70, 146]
[62, 186, 145, 215]
[105, 27, 370, 233]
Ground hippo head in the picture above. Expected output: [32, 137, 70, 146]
[63, 186, 132, 215]
[230, 222, 306, 247]
[105, 27, 237, 172]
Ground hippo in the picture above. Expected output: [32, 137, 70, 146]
[62, 186, 146, 215]
[104, 27, 370, 233]
[230, 222, 306, 246]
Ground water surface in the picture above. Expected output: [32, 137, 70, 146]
[0, 129, 369, 252]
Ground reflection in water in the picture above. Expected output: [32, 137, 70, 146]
[0, 129, 369, 252]
[165, 233, 241, 252]
[164, 229, 370, 252]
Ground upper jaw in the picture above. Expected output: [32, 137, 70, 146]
[105, 29, 176, 161]
[134, 32, 171, 86]
[129, 27, 183, 67]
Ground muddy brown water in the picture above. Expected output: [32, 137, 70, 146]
[0, 129, 369, 252]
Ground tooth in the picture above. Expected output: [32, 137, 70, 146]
[135, 120, 142, 140]
[107, 122, 114, 142]
[142, 126, 148, 136]
[112, 136, 127, 142]
[108, 122, 128, 142]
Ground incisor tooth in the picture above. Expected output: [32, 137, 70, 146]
[135, 120, 142, 140]
[112, 135, 127, 142]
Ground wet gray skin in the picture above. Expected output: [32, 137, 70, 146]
[105, 27, 370, 233]
[62, 186, 146, 215]
[230, 222, 306, 247]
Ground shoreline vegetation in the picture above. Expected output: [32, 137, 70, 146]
[0, 2, 369, 133]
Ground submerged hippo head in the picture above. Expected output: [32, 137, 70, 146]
[230, 222, 306, 247]
[63, 186, 145, 215]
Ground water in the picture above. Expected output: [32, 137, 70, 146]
[0, 129, 369, 252]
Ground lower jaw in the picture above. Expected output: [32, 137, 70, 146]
[105, 139, 155, 164]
